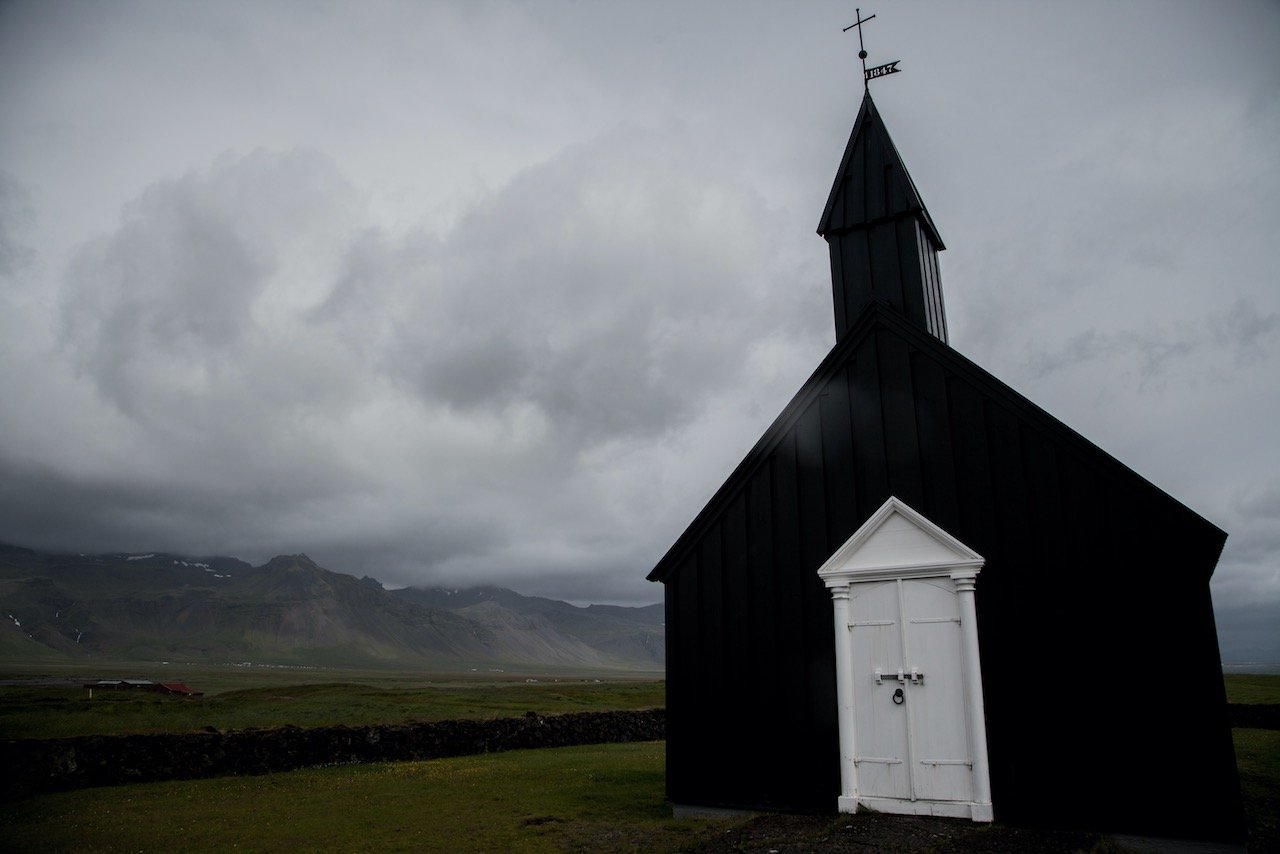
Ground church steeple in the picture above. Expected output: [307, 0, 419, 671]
[818, 92, 948, 343]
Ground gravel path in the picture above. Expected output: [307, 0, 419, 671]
[686, 812, 1149, 853]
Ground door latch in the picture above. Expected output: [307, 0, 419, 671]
[873, 667, 924, 685]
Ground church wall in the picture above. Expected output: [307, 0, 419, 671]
[893, 328, 1240, 839]
[659, 314, 1241, 838]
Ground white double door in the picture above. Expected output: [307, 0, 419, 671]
[847, 576, 975, 804]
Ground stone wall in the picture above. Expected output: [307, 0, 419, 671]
[1229, 703, 1280, 730]
[2, 708, 665, 801]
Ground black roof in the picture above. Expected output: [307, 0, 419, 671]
[647, 302, 1224, 583]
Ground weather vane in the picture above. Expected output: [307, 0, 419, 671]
[843, 7, 900, 90]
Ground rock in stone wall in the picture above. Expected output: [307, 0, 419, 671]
[1, 708, 665, 801]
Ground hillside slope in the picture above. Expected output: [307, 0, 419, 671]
[0, 545, 662, 670]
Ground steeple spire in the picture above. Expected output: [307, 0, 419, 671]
[817, 91, 947, 343]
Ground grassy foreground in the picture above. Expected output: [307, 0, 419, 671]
[1235, 728, 1280, 853]
[4, 732, 1275, 853]
[1, 672, 1273, 851]
[0, 741, 736, 853]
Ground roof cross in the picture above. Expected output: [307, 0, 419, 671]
[843, 7, 901, 90]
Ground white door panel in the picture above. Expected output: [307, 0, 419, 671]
[849, 580, 909, 800]
[903, 577, 971, 802]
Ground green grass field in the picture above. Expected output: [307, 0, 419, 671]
[0, 741, 736, 853]
[1225, 674, 1280, 705]
[1, 669, 1274, 851]
[1234, 727, 1280, 853]
[0, 658, 663, 694]
[0, 680, 665, 739]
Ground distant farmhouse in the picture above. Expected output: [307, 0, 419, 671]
[648, 83, 1242, 842]
[85, 679, 203, 697]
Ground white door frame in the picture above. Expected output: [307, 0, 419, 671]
[818, 496, 993, 822]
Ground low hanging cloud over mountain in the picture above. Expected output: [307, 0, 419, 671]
[6, 122, 826, 605]
[1, 1, 1277, 663]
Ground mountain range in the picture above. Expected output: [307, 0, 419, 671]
[0, 544, 663, 671]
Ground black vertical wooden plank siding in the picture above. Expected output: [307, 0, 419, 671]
[860, 128, 880, 222]
[869, 223, 904, 306]
[1012, 423, 1093, 825]
[929, 248, 948, 340]
[832, 235, 867, 338]
[796, 399, 840, 807]
[829, 243, 848, 340]
[941, 375, 1012, 806]
[746, 466, 778, 683]
[771, 433, 805, 717]
[818, 386, 858, 553]
[983, 400, 1033, 569]
[944, 376, 998, 555]
[1187, 588, 1249, 833]
[979, 404, 1033, 731]
[662, 578, 680, 799]
[669, 553, 699, 803]
[769, 436, 801, 787]
[849, 347, 889, 518]
[847, 135, 868, 225]
[893, 217, 927, 328]
[745, 465, 783, 791]
[916, 225, 935, 335]
[695, 525, 725, 792]
[914, 222, 946, 341]
[1056, 446, 1103, 564]
[876, 331, 925, 506]
[908, 350, 960, 529]
[795, 402, 828, 574]
[926, 245, 942, 339]
[720, 493, 751, 798]
[1019, 426, 1067, 575]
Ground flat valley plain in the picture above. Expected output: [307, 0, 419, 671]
[0, 659, 664, 739]
[1, 662, 1276, 852]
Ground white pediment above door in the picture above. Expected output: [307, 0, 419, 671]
[818, 497, 983, 584]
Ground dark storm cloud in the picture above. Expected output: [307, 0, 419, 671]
[1024, 297, 1279, 387]
[378, 126, 811, 448]
[0, 173, 36, 275]
[59, 148, 367, 418]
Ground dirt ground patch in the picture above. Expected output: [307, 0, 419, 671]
[687, 811, 1130, 853]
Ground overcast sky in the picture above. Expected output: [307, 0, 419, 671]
[1, 1, 1277, 660]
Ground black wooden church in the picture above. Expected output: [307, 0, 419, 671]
[647, 84, 1243, 840]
